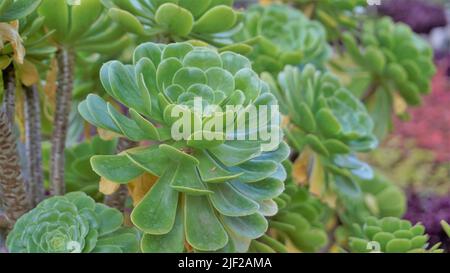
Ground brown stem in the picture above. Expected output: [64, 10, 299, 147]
[320, 220, 339, 253]
[24, 85, 44, 206]
[50, 48, 75, 196]
[103, 138, 136, 211]
[362, 82, 380, 102]
[104, 185, 128, 212]
[2, 66, 16, 126]
[0, 212, 10, 230]
[0, 109, 30, 230]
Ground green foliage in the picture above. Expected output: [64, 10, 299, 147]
[0, 0, 42, 22]
[103, 0, 240, 45]
[235, 4, 330, 74]
[343, 17, 435, 106]
[41, 137, 118, 199]
[65, 136, 118, 200]
[442, 221, 450, 238]
[254, 161, 329, 253]
[0, 0, 444, 254]
[349, 216, 442, 253]
[38, 0, 129, 52]
[79, 42, 289, 252]
[266, 64, 377, 197]
[6, 192, 140, 253]
[290, 0, 367, 40]
[268, 64, 377, 154]
[339, 174, 406, 227]
[0, 9, 56, 83]
[358, 174, 406, 218]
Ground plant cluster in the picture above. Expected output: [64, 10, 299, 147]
[349, 216, 442, 253]
[6, 192, 139, 253]
[0, 0, 446, 253]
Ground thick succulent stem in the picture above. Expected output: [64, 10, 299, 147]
[2, 66, 16, 125]
[362, 82, 380, 102]
[50, 48, 75, 196]
[0, 109, 30, 230]
[104, 185, 128, 212]
[24, 85, 44, 206]
[0, 212, 9, 229]
[103, 138, 136, 211]
[0, 211, 8, 250]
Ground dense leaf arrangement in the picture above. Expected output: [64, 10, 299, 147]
[103, 0, 240, 45]
[357, 174, 406, 218]
[65, 137, 118, 200]
[349, 216, 442, 253]
[0, 0, 444, 254]
[41, 137, 118, 200]
[38, 0, 128, 53]
[79, 42, 289, 252]
[0, 0, 41, 22]
[265, 64, 377, 197]
[343, 17, 436, 106]
[289, 0, 367, 40]
[340, 174, 406, 227]
[0, 2, 56, 86]
[268, 161, 329, 252]
[6, 192, 139, 253]
[235, 4, 329, 74]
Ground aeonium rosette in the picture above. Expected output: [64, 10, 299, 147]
[78, 42, 289, 252]
[288, 0, 367, 41]
[264, 64, 378, 198]
[6, 192, 139, 253]
[234, 3, 330, 74]
[103, 0, 241, 47]
[253, 161, 329, 253]
[342, 17, 436, 106]
[349, 216, 442, 253]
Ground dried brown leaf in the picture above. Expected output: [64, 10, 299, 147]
[127, 172, 158, 206]
[0, 22, 25, 64]
[99, 177, 120, 195]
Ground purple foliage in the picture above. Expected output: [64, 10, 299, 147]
[404, 190, 450, 251]
[378, 0, 447, 34]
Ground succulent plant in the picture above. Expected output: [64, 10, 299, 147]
[342, 17, 436, 106]
[102, 0, 241, 47]
[339, 173, 406, 227]
[0, 0, 41, 22]
[349, 216, 442, 253]
[40, 137, 118, 200]
[264, 64, 377, 197]
[79, 42, 289, 252]
[442, 220, 450, 238]
[289, 0, 367, 40]
[38, 0, 128, 54]
[357, 174, 406, 218]
[234, 4, 330, 74]
[65, 137, 118, 200]
[0, 4, 56, 86]
[257, 161, 329, 253]
[6, 192, 139, 253]
[266, 65, 377, 157]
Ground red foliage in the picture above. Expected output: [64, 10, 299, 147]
[393, 59, 450, 162]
